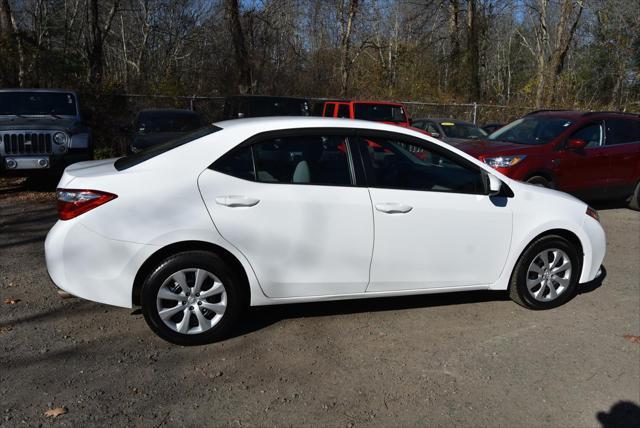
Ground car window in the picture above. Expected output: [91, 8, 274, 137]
[136, 111, 203, 133]
[439, 122, 487, 139]
[489, 117, 573, 145]
[570, 122, 603, 148]
[353, 104, 406, 122]
[324, 103, 336, 117]
[252, 135, 353, 186]
[358, 136, 485, 194]
[212, 146, 255, 181]
[412, 120, 424, 129]
[424, 122, 440, 135]
[337, 104, 350, 118]
[605, 119, 640, 145]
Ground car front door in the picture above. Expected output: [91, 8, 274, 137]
[554, 121, 610, 198]
[198, 130, 374, 298]
[357, 132, 513, 292]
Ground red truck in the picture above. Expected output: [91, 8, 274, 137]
[450, 110, 640, 208]
[315, 100, 413, 128]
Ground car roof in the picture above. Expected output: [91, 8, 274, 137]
[213, 116, 412, 132]
[319, 100, 405, 107]
[0, 88, 78, 95]
[526, 110, 639, 120]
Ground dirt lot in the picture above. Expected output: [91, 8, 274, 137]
[1, 178, 639, 427]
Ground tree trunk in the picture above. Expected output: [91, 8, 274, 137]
[448, 0, 461, 92]
[339, 0, 358, 97]
[225, 0, 252, 94]
[0, 0, 20, 86]
[466, 0, 480, 100]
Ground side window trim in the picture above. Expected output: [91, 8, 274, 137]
[354, 129, 489, 195]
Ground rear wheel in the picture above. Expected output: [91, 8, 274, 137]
[509, 235, 580, 310]
[141, 251, 244, 345]
[629, 181, 640, 211]
[526, 175, 552, 188]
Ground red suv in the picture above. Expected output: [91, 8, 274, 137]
[315, 100, 412, 128]
[450, 110, 640, 209]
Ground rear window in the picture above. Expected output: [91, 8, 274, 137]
[114, 126, 221, 171]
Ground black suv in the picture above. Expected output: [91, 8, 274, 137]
[0, 89, 92, 176]
[223, 96, 310, 119]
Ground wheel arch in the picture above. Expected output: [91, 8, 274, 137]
[509, 228, 584, 286]
[523, 169, 556, 185]
[132, 240, 251, 306]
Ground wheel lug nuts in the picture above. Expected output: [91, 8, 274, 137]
[197, 301, 202, 305]
[189, 306, 194, 311]
[196, 293, 200, 297]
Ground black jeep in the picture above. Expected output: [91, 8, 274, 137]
[0, 89, 93, 177]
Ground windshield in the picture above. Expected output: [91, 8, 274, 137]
[489, 117, 574, 145]
[115, 126, 221, 171]
[354, 104, 406, 122]
[440, 122, 487, 139]
[0, 91, 78, 116]
[137, 111, 203, 133]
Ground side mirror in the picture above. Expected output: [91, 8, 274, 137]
[431, 132, 441, 139]
[566, 138, 588, 150]
[486, 172, 502, 196]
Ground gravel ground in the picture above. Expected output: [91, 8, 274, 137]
[1, 178, 639, 427]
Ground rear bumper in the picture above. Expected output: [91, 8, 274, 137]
[45, 219, 158, 308]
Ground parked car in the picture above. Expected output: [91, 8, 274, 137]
[128, 109, 205, 153]
[412, 118, 488, 142]
[482, 122, 504, 135]
[449, 110, 640, 209]
[223, 95, 310, 119]
[0, 88, 92, 176]
[316, 100, 412, 128]
[46, 117, 606, 345]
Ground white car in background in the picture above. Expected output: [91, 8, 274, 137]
[45, 117, 606, 345]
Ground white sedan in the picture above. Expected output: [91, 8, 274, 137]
[45, 117, 606, 345]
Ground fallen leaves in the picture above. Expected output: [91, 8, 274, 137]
[623, 335, 640, 344]
[0, 326, 12, 335]
[43, 407, 67, 418]
[3, 297, 20, 305]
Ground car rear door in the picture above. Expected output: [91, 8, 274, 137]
[198, 130, 374, 298]
[603, 118, 640, 198]
[357, 131, 512, 292]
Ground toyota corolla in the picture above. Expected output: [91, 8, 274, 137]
[45, 117, 606, 345]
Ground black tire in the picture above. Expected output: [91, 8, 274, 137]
[141, 250, 245, 345]
[526, 175, 552, 188]
[629, 181, 640, 211]
[509, 235, 581, 310]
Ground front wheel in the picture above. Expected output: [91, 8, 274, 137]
[141, 251, 244, 345]
[509, 235, 580, 310]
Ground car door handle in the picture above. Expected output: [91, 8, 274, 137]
[375, 202, 413, 214]
[215, 195, 260, 207]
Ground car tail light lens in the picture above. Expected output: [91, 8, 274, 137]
[586, 206, 600, 222]
[57, 189, 117, 220]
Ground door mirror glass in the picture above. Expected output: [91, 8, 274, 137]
[430, 132, 441, 138]
[566, 138, 588, 150]
[486, 173, 502, 196]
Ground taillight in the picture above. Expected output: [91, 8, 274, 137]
[57, 189, 117, 220]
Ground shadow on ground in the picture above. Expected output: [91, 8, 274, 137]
[597, 401, 640, 428]
[221, 265, 607, 340]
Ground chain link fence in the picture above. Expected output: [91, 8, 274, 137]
[79, 93, 540, 157]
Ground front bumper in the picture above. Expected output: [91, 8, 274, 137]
[45, 219, 158, 308]
[1, 150, 91, 176]
[579, 215, 607, 283]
